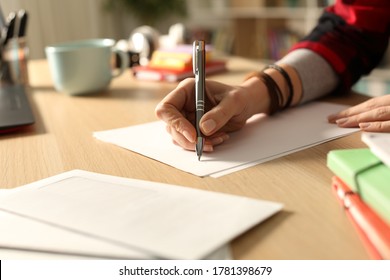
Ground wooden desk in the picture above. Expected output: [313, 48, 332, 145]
[1, 58, 370, 259]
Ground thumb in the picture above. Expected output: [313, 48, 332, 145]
[200, 98, 238, 135]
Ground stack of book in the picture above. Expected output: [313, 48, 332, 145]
[327, 133, 390, 259]
[132, 44, 227, 82]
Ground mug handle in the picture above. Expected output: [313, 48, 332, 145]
[111, 47, 129, 78]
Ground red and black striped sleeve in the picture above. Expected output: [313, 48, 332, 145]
[290, 0, 390, 93]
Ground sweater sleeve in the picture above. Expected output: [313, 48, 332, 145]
[290, 0, 390, 94]
[277, 49, 339, 104]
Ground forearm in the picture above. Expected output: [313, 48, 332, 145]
[277, 49, 339, 104]
[243, 49, 334, 115]
[241, 63, 303, 116]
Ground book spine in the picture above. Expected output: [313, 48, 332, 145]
[332, 176, 390, 259]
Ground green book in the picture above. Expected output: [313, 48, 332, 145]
[327, 148, 390, 224]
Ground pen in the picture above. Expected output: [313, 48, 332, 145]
[2, 12, 16, 46]
[17, 10, 28, 38]
[193, 40, 205, 161]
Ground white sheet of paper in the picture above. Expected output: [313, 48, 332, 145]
[0, 170, 281, 259]
[94, 102, 358, 177]
[0, 245, 232, 260]
[0, 208, 231, 259]
[0, 208, 150, 259]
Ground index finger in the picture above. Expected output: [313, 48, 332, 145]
[155, 78, 197, 143]
[328, 95, 390, 122]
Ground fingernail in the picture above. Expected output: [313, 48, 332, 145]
[359, 123, 371, 129]
[183, 130, 194, 143]
[220, 134, 230, 142]
[201, 119, 216, 134]
[336, 117, 348, 125]
[211, 137, 223, 146]
[327, 114, 338, 123]
[211, 134, 229, 146]
[203, 144, 214, 152]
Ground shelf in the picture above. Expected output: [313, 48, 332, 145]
[186, 0, 327, 59]
[193, 7, 323, 20]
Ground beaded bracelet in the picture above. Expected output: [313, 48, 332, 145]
[264, 64, 294, 109]
[259, 72, 284, 115]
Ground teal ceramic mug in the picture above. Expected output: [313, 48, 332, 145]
[45, 38, 128, 95]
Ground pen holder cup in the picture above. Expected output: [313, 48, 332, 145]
[0, 37, 29, 86]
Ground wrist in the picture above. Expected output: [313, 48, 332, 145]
[244, 64, 303, 116]
[264, 63, 302, 107]
[240, 76, 271, 115]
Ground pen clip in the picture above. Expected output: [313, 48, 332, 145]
[192, 41, 198, 76]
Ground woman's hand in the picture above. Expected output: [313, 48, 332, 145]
[155, 77, 268, 151]
[328, 95, 390, 132]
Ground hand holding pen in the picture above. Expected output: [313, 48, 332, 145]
[155, 46, 265, 155]
[193, 40, 206, 161]
[155, 77, 260, 155]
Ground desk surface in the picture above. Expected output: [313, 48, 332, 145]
[1, 58, 370, 259]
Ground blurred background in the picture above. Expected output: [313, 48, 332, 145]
[2, 0, 389, 96]
[1, 0, 332, 60]
[0, 0, 389, 101]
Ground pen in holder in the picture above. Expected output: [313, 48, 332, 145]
[0, 37, 29, 86]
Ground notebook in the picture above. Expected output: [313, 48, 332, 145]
[361, 132, 390, 169]
[327, 148, 390, 225]
[0, 84, 34, 133]
[132, 60, 227, 82]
